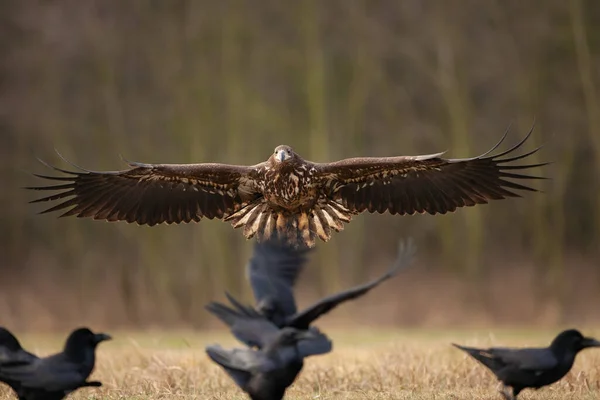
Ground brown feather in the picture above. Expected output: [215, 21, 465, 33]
[313, 207, 332, 241]
[28, 159, 258, 226]
[313, 127, 546, 220]
[27, 127, 546, 248]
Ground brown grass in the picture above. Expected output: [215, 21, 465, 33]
[1, 328, 599, 399]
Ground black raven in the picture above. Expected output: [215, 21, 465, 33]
[206, 237, 416, 347]
[244, 237, 312, 328]
[453, 329, 600, 399]
[0, 327, 39, 397]
[206, 320, 332, 400]
[0, 327, 111, 400]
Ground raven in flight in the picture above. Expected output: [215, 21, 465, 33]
[28, 127, 546, 247]
[206, 237, 416, 347]
[453, 329, 600, 399]
[0, 327, 111, 400]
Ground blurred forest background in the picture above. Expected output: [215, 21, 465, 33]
[1, 0, 599, 331]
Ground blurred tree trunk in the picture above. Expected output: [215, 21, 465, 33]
[570, 0, 600, 253]
[222, 1, 245, 296]
[434, 8, 482, 278]
[302, 0, 340, 293]
[3, 0, 600, 328]
[340, 0, 370, 284]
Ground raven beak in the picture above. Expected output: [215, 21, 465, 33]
[583, 337, 600, 348]
[94, 333, 112, 344]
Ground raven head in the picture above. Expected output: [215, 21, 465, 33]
[551, 329, 600, 353]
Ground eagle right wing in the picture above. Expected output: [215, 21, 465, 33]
[27, 156, 266, 226]
[314, 127, 547, 216]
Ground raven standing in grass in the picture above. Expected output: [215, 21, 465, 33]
[207, 237, 416, 347]
[453, 329, 600, 400]
[0, 328, 38, 398]
[0, 327, 111, 400]
[206, 316, 331, 400]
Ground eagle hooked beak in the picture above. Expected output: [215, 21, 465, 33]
[275, 149, 290, 162]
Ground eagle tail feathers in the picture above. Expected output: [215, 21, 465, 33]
[226, 199, 353, 248]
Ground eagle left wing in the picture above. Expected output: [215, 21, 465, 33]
[314, 127, 547, 215]
[26, 155, 265, 226]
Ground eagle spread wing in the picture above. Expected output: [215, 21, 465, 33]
[27, 157, 263, 226]
[26, 126, 546, 248]
[315, 126, 547, 216]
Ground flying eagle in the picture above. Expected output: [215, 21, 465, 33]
[27, 127, 546, 248]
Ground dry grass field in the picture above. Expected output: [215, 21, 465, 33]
[1, 328, 599, 400]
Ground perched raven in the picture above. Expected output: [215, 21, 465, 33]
[206, 237, 416, 347]
[0, 327, 111, 400]
[453, 329, 600, 399]
[206, 323, 331, 400]
[0, 327, 39, 397]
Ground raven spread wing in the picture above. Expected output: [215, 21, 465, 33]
[286, 238, 416, 329]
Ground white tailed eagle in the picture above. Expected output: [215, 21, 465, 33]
[27, 127, 547, 248]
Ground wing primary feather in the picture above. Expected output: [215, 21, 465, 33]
[91, 185, 134, 220]
[35, 157, 82, 176]
[496, 179, 537, 192]
[500, 162, 551, 170]
[494, 145, 545, 163]
[53, 180, 119, 215]
[459, 176, 509, 200]
[468, 123, 512, 160]
[37, 198, 78, 214]
[29, 190, 76, 204]
[499, 172, 548, 180]
[487, 123, 536, 159]
[54, 148, 91, 172]
[53, 148, 123, 174]
[30, 173, 75, 181]
[64, 189, 115, 218]
[24, 183, 75, 191]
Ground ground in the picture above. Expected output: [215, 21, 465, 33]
[1, 328, 599, 399]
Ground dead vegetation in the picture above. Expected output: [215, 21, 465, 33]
[1, 329, 598, 399]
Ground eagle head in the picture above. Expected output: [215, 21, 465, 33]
[273, 145, 294, 163]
